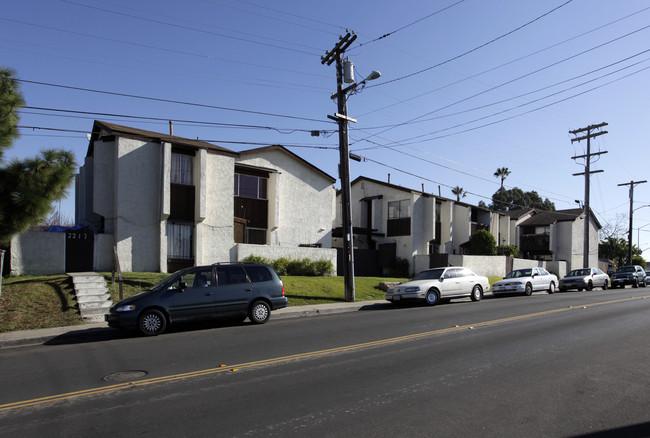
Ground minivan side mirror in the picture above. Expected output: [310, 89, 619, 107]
[179, 282, 188, 291]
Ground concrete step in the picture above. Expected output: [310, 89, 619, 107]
[68, 273, 113, 324]
[76, 293, 111, 303]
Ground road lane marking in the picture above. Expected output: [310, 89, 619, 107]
[1, 295, 647, 412]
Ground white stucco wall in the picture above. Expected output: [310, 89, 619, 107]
[10, 232, 65, 275]
[113, 137, 163, 272]
[237, 149, 335, 248]
[197, 152, 235, 265]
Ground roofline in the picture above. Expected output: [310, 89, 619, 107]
[88, 120, 239, 158]
[350, 175, 496, 213]
[239, 144, 336, 183]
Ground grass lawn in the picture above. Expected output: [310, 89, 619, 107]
[0, 273, 408, 333]
[0, 273, 503, 333]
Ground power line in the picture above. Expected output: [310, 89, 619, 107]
[357, 1, 465, 47]
[20, 106, 337, 135]
[367, 0, 575, 88]
[16, 78, 332, 124]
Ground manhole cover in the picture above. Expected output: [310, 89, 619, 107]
[102, 370, 148, 382]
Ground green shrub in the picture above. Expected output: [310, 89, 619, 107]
[241, 255, 333, 276]
[469, 230, 496, 255]
[496, 245, 519, 257]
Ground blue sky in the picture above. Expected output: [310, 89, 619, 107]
[2, 0, 650, 260]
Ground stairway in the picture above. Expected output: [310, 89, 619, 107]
[69, 272, 113, 323]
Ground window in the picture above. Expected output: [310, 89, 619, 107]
[216, 265, 249, 285]
[387, 199, 411, 236]
[244, 265, 273, 283]
[388, 200, 410, 219]
[234, 173, 267, 200]
[167, 222, 193, 260]
[246, 228, 267, 245]
[171, 153, 193, 185]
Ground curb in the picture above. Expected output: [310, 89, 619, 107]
[0, 300, 388, 349]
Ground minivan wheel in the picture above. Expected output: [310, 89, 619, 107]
[138, 309, 167, 336]
[249, 300, 271, 324]
[425, 290, 439, 306]
[524, 283, 533, 296]
[470, 285, 483, 302]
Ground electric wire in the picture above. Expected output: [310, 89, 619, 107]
[16, 79, 333, 124]
[367, 0, 576, 88]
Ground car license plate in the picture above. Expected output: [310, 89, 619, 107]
[393, 296, 400, 301]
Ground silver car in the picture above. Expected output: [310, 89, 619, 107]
[559, 268, 609, 292]
[492, 267, 558, 296]
[385, 267, 490, 306]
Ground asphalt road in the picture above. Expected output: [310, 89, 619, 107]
[2, 288, 650, 437]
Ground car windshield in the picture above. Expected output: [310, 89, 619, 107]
[412, 268, 444, 281]
[618, 266, 636, 273]
[505, 269, 532, 279]
[568, 269, 590, 277]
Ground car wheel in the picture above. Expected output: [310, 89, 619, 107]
[586, 281, 593, 291]
[548, 282, 556, 294]
[602, 281, 608, 290]
[633, 278, 639, 288]
[470, 285, 483, 302]
[642, 279, 647, 288]
[138, 309, 167, 336]
[524, 283, 533, 296]
[248, 300, 271, 324]
[425, 289, 439, 306]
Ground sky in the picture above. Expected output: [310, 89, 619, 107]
[2, 0, 650, 260]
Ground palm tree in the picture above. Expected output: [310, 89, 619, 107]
[451, 186, 466, 201]
[494, 167, 511, 189]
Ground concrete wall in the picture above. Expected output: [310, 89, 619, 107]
[113, 137, 163, 272]
[197, 152, 236, 266]
[10, 232, 65, 276]
[412, 253, 567, 279]
[235, 244, 337, 275]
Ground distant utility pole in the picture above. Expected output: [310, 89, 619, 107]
[570, 122, 608, 268]
[618, 180, 647, 264]
[322, 33, 358, 302]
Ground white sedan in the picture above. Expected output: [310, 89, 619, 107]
[559, 268, 609, 291]
[492, 267, 558, 296]
[385, 267, 490, 306]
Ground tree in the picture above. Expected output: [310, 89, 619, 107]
[488, 187, 555, 211]
[469, 229, 496, 255]
[451, 186, 466, 202]
[493, 167, 511, 189]
[0, 68, 77, 244]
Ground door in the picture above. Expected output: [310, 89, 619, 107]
[167, 268, 216, 321]
[65, 229, 94, 272]
[440, 268, 460, 297]
[215, 265, 253, 314]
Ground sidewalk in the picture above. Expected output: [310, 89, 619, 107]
[0, 300, 389, 349]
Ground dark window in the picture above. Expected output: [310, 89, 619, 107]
[387, 218, 410, 236]
[244, 265, 273, 282]
[216, 265, 249, 285]
[170, 184, 195, 221]
[247, 228, 267, 245]
[234, 173, 267, 200]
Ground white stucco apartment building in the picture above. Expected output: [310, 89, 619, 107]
[75, 121, 336, 273]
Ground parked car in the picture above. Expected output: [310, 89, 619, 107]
[559, 268, 609, 292]
[610, 265, 647, 288]
[106, 263, 288, 335]
[492, 267, 558, 296]
[385, 267, 489, 306]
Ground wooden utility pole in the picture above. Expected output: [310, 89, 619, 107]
[618, 180, 647, 264]
[570, 122, 608, 268]
[322, 33, 357, 302]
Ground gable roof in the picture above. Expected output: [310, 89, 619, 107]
[518, 208, 603, 228]
[239, 145, 335, 183]
[350, 176, 494, 212]
[88, 120, 238, 157]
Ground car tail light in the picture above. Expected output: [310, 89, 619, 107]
[282, 284, 285, 296]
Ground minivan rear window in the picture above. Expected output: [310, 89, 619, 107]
[244, 265, 273, 282]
